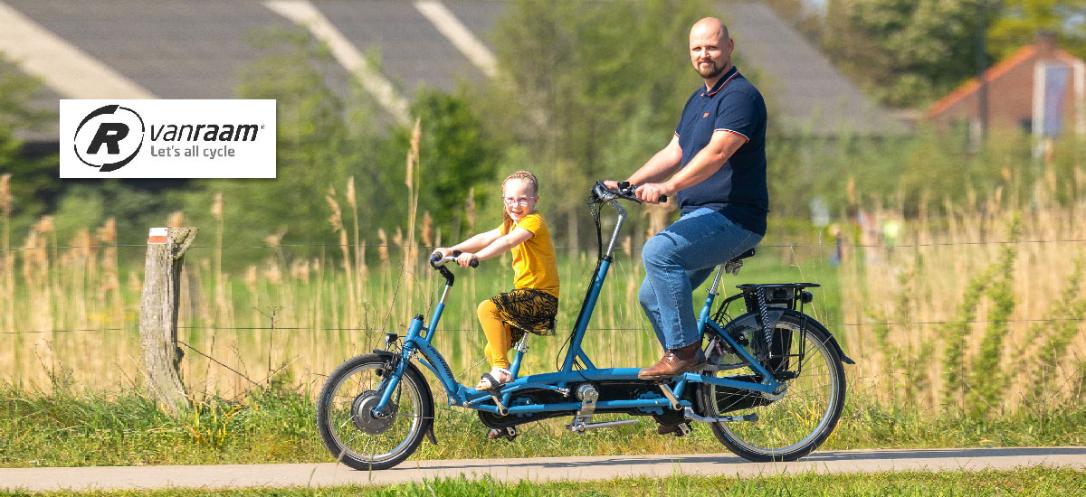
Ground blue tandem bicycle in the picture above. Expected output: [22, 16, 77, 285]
[316, 182, 852, 469]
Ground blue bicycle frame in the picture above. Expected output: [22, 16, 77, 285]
[373, 198, 782, 417]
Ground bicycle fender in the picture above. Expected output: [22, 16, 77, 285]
[710, 310, 855, 365]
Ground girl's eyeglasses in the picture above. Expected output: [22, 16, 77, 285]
[502, 196, 536, 206]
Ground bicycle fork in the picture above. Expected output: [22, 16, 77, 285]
[372, 315, 425, 416]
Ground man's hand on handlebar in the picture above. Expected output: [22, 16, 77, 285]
[595, 180, 669, 203]
[634, 182, 673, 204]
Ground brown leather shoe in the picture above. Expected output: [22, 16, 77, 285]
[656, 422, 691, 437]
[638, 342, 706, 380]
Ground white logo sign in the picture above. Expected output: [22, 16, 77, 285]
[60, 100, 276, 178]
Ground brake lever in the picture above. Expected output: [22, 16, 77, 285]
[591, 181, 615, 202]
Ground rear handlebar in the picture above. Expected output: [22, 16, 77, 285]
[591, 180, 668, 204]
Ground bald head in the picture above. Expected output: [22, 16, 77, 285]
[690, 17, 729, 45]
[688, 17, 734, 83]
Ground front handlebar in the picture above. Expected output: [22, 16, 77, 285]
[428, 250, 475, 288]
[429, 250, 479, 269]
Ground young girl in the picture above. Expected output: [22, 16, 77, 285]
[436, 171, 560, 390]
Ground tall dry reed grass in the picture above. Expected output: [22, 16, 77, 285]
[841, 164, 1086, 415]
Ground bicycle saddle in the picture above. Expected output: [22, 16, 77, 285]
[728, 248, 756, 264]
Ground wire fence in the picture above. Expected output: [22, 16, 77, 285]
[4, 317, 1086, 336]
[3, 232, 1084, 402]
[3, 237, 1086, 254]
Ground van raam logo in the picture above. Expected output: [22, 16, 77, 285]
[73, 104, 145, 172]
[60, 100, 276, 178]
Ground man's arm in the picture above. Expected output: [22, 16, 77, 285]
[635, 130, 746, 203]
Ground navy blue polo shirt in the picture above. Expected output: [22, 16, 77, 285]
[674, 66, 768, 235]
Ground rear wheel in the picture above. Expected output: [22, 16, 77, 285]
[699, 312, 845, 462]
[316, 354, 433, 470]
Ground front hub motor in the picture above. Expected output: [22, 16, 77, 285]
[351, 390, 397, 434]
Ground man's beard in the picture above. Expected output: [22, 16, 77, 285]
[696, 61, 725, 79]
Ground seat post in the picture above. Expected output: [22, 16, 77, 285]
[708, 265, 726, 296]
[508, 334, 529, 378]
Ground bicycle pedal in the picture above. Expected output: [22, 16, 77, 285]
[487, 426, 517, 442]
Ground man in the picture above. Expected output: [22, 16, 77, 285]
[608, 17, 767, 380]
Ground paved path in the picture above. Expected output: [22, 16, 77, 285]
[2, 448, 1084, 491]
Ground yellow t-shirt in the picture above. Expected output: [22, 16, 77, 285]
[499, 213, 560, 298]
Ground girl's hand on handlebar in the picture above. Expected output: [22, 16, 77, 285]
[635, 182, 673, 204]
[455, 251, 479, 268]
[602, 180, 621, 191]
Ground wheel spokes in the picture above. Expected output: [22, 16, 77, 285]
[325, 365, 423, 463]
[709, 323, 839, 454]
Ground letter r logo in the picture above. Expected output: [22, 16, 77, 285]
[73, 104, 145, 172]
[87, 122, 130, 154]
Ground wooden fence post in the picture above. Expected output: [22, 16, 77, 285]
[139, 226, 197, 415]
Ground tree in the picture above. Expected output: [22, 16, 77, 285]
[468, 0, 710, 244]
[988, 0, 1086, 59]
[823, 0, 997, 108]
[180, 28, 388, 264]
[0, 52, 54, 233]
[2, 53, 208, 249]
[380, 89, 499, 241]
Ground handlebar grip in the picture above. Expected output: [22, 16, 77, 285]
[429, 251, 443, 265]
[453, 250, 479, 267]
[622, 182, 668, 203]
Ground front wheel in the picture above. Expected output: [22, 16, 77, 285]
[699, 312, 846, 462]
[316, 353, 433, 470]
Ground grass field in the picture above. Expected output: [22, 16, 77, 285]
[2, 380, 1083, 468]
[2, 469, 1083, 496]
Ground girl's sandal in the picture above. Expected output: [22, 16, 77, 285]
[476, 368, 513, 391]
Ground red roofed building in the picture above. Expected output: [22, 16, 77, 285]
[928, 34, 1085, 141]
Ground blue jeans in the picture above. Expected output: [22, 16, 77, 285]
[639, 208, 762, 350]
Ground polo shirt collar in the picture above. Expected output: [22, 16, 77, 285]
[701, 65, 739, 97]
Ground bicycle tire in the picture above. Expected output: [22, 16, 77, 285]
[316, 353, 433, 470]
[699, 311, 846, 462]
